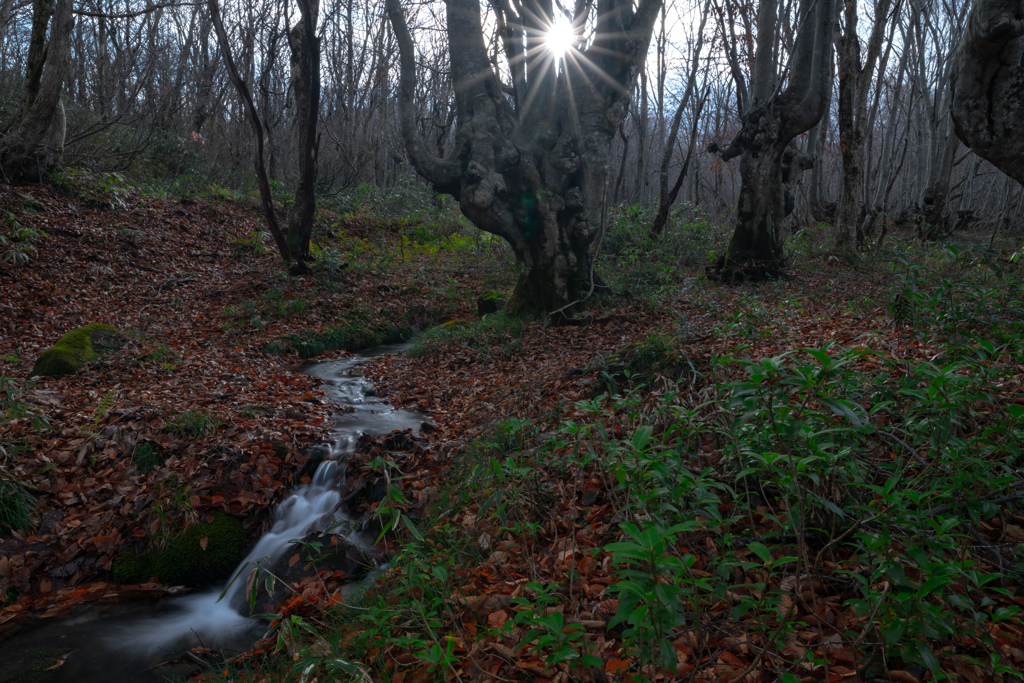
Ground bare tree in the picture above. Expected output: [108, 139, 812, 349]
[208, 0, 292, 263]
[651, 0, 710, 237]
[835, 0, 899, 251]
[207, 0, 320, 270]
[710, 0, 837, 280]
[387, 0, 662, 318]
[950, 0, 1024, 187]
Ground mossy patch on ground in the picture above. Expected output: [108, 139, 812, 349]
[264, 304, 450, 358]
[408, 311, 524, 357]
[30, 323, 121, 376]
[111, 513, 248, 586]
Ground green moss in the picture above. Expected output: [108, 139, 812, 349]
[31, 323, 120, 376]
[265, 305, 449, 358]
[110, 550, 149, 584]
[111, 513, 248, 586]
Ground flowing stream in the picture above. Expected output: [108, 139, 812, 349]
[0, 344, 423, 683]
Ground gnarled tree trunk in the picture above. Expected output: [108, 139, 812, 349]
[710, 0, 837, 281]
[950, 0, 1024, 187]
[0, 0, 73, 184]
[387, 0, 661, 319]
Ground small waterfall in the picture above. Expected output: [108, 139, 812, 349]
[108, 345, 425, 660]
[117, 460, 345, 653]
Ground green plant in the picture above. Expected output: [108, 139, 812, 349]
[512, 582, 600, 669]
[0, 479, 36, 537]
[163, 410, 221, 438]
[408, 311, 524, 357]
[131, 442, 163, 473]
[52, 169, 133, 211]
[2, 212, 47, 266]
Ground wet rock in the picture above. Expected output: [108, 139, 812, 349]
[246, 533, 382, 615]
[299, 443, 331, 481]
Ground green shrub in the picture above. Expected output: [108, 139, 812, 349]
[266, 305, 449, 358]
[596, 332, 694, 393]
[0, 479, 35, 537]
[131, 442, 163, 473]
[600, 202, 726, 302]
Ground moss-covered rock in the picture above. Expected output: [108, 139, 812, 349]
[110, 513, 249, 586]
[31, 323, 121, 376]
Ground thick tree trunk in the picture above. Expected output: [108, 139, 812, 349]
[0, 0, 73, 183]
[718, 145, 787, 279]
[710, 0, 837, 281]
[950, 0, 1024, 187]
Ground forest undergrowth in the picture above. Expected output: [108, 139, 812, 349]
[1, 176, 1023, 682]
[250, 242, 1024, 681]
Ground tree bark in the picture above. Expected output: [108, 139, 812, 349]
[950, 0, 1024, 187]
[835, 0, 895, 251]
[286, 0, 321, 266]
[0, 0, 73, 183]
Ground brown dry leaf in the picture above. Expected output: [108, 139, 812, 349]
[199, 537, 208, 551]
[887, 671, 921, 683]
[486, 609, 508, 629]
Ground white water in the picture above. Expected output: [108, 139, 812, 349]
[110, 345, 424, 656]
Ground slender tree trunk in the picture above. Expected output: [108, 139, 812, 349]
[208, 0, 292, 264]
[835, 0, 895, 251]
[286, 0, 321, 266]
[651, 0, 709, 237]
[651, 92, 706, 237]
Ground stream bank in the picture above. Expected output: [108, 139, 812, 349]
[0, 344, 424, 683]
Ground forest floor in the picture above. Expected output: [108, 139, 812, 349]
[1, 181, 1023, 683]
